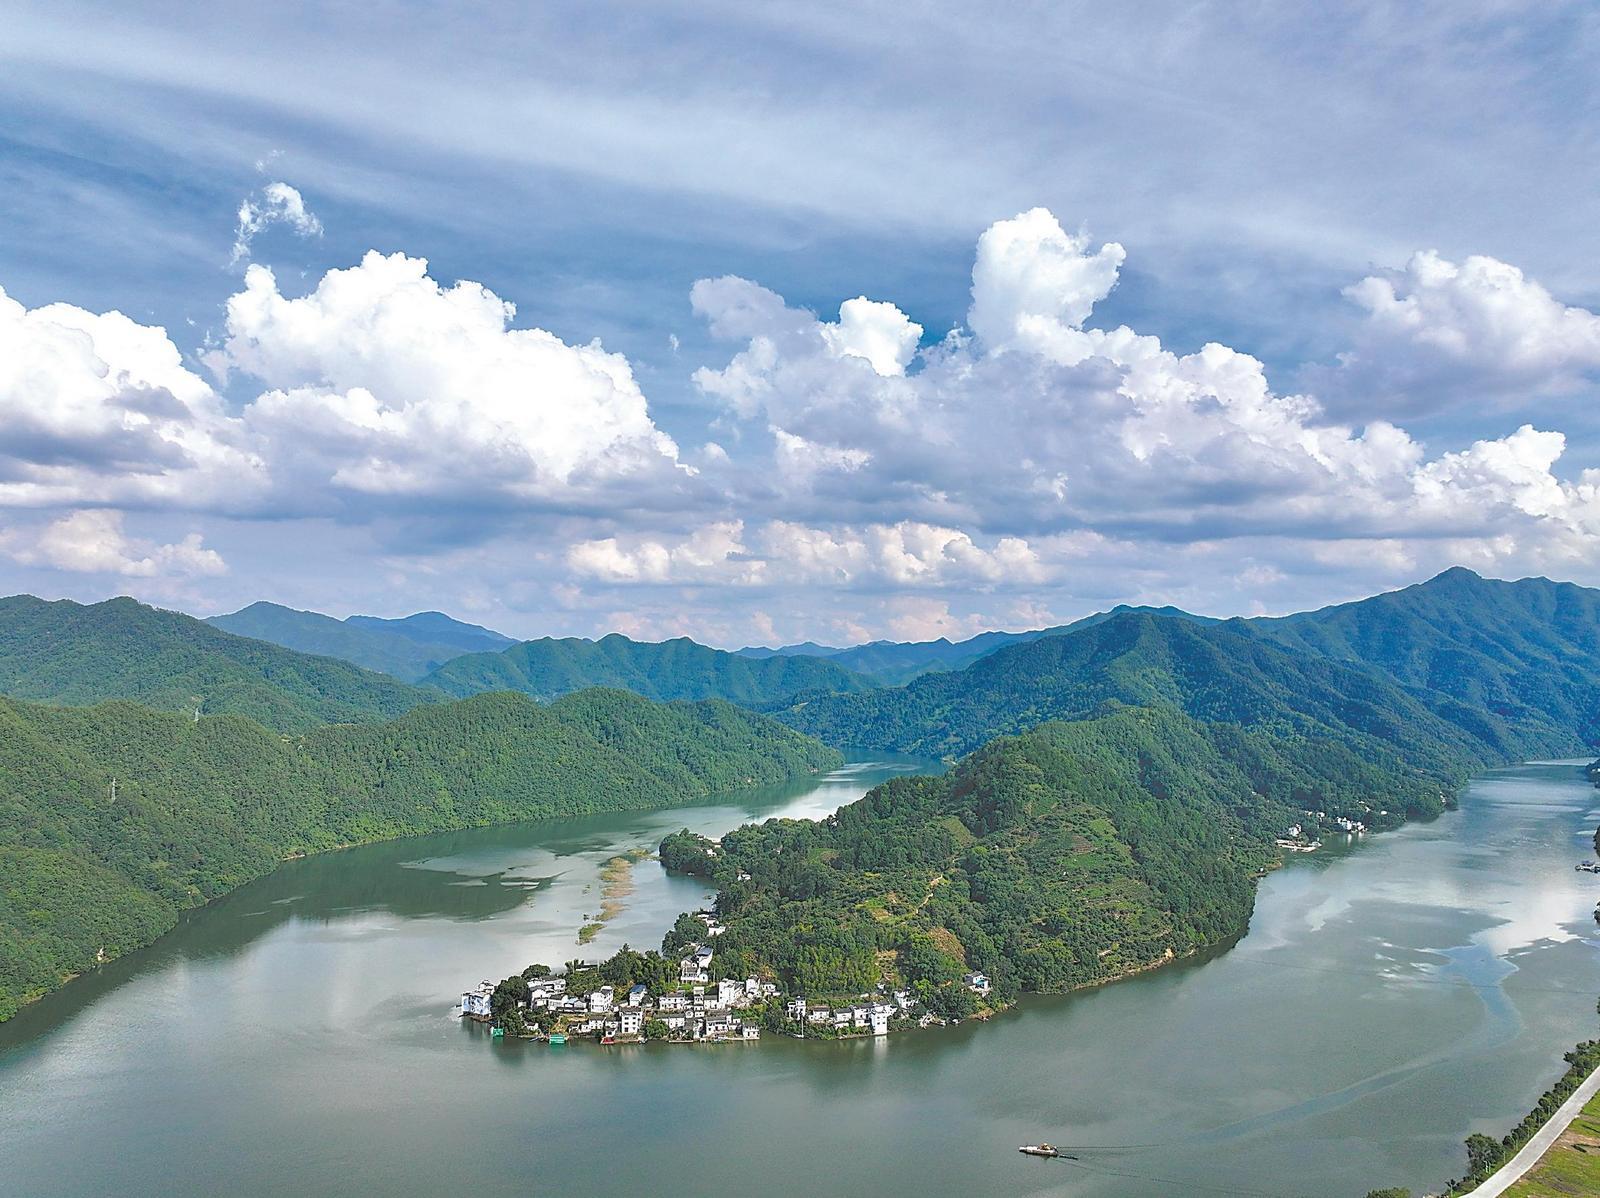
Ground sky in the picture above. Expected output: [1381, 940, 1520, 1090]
[3, 1, 1600, 647]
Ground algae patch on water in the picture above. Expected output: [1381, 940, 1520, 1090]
[575, 846, 653, 943]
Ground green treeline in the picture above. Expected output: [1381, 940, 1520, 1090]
[0, 688, 838, 1021]
[650, 705, 1453, 1016]
[422, 632, 875, 706]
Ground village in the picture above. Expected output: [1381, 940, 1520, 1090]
[1273, 808, 1378, 852]
[460, 921, 994, 1046]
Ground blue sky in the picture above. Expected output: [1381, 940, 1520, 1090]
[3, 2, 1599, 645]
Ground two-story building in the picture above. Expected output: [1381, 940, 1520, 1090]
[461, 981, 494, 1019]
[680, 945, 714, 985]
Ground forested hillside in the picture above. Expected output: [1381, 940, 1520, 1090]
[779, 609, 1503, 772]
[0, 595, 431, 732]
[653, 706, 1454, 1014]
[208, 602, 509, 681]
[422, 632, 874, 705]
[1248, 567, 1600, 755]
[0, 688, 838, 1021]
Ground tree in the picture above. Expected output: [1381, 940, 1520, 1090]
[521, 962, 552, 979]
[490, 975, 530, 1020]
[1465, 1133, 1504, 1177]
[643, 1019, 669, 1041]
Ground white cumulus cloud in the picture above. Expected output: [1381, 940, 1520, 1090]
[14, 509, 226, 577]
[219, 251, 685, 505]
[0, 285, 261, 509]
[1328, 249, 1600, 412]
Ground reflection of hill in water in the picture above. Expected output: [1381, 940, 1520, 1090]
[1, 755, 938, 1052]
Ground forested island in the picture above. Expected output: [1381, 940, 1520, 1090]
[479, 704, 1459, 1042]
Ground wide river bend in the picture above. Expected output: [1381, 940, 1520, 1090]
[2, 756, 1598, 1197]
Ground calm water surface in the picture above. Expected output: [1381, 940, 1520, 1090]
[3, 757, 1599, 1197]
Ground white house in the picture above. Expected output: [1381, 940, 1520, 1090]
[618, 1007, 644, 1037]
[717, 978, 744, 1006]
[869, 1004, 892, 1035]
[626, 984, 649, 1007]
[807, 1006, 831, 1024]
[740, 1024, 761, 1040]
[680, 945, 714, 985]
[704, 1009, 733, 1038]
[964, 972, 992, 996]
[786, 998, 808, 1022]
[588, 986, 615, 1013]
[657, 992, 688, 1012]
[461, 981, 494, 1019]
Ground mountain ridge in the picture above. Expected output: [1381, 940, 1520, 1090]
[0, 594, 432, 732]
[207, 601, 510, 681]
[422, 631, 877, 706]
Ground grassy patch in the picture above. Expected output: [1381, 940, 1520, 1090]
[1503, 1091, 1600, 1197]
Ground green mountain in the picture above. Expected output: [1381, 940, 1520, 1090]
[207, 601, 510, 681]
[1247, 567, 1600, 755]
[649, 704, 1454, 1015]
[741, 604, 1212, 684]
[345, 610, 514, 654]
[0, 595, 431, 732]
[0, 687, 838, 1021]
[423, 633, 876, 706]
[780, 608, 1499, 781]
[783, 571, 1600, 763]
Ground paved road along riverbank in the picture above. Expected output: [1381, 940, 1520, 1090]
[1464, 1062, 1600, 1197]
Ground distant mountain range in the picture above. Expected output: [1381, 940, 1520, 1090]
[738, 604, 1213, 684]
[778, 568, 1600, 762]
[422, 633, 876, 706]
[207, 601, 512, 682]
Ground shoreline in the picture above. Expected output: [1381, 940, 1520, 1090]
[0, 761, 838, 1026]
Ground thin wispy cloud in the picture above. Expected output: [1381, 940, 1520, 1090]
[229, 181, 323, 266]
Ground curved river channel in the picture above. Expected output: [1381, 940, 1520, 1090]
[3, 756, 1600, 1197]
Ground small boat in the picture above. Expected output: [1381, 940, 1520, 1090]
[1019, 1144, 1060, 1158]
[548, 1032, 567, 1045]
[489, 1025, 504, 1038]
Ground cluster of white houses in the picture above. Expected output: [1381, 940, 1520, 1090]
[462, 944, 995, 1044]
[462, 944, 782, 1043]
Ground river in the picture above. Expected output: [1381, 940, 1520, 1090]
[2, 757, 1598, 1197]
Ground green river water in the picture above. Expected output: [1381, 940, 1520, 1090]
[2, 756, 1599, 1197]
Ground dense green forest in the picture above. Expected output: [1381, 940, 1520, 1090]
[422, 632, 875, 705]
[779, 608, 1505, 773]
[1249, 567, 1600, 754]
[646, 705, 1455, 1015]
[0, 594, 431, 732]
[0, 688, 838, 1021]
[780, 571, 1600, 772]
[207, 602, 511, 681]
